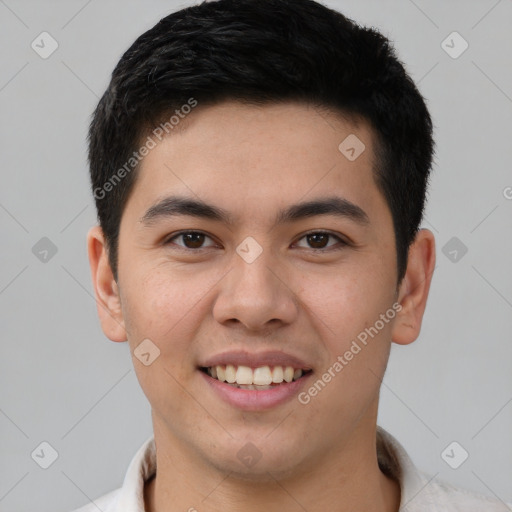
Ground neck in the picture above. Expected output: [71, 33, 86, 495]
[144, 412, 400, 512]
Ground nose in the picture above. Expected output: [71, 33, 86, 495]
[212, 248, 299, 332]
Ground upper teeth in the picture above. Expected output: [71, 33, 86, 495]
[207, 365, 304, 385]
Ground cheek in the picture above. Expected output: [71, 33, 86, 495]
[298, 263, 394, 342]
[122, 267, 220, 365]
[125, 268, 199, 327]
[122, 271, 207, 406]
[299, 272, 395, 420]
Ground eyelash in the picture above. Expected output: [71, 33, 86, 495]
[164, 230, 349, 252]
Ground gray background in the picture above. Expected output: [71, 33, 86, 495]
[1, 0, 511, 510]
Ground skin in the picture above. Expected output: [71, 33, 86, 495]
[88, 101, 435, 512]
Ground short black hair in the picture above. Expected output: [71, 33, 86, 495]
[88, 0, 434, 283]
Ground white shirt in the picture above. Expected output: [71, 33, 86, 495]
[70, 427, 511, 511]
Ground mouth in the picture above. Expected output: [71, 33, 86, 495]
[199, 364, 313, 390]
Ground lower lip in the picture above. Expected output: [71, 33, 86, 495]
[199, 370, 312, 411]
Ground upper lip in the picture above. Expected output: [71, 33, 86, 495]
[199, 350, 312, 370]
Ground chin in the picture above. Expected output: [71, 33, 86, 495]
[202, 440, 309, 483]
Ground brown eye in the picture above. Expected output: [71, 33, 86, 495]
[166, 231, 216, 250]
[181, 232, 205, 248]
[295, 231, 346, 250]
[307, 233, 330, 249]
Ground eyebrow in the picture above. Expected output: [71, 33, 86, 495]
[139, 195, 370, 228]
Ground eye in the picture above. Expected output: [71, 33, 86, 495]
[165, 231, 217, 250]
[164, 230, 348, 252]
[294, 231, 347, 250]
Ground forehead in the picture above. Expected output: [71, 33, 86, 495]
[125, 101, 386, 225]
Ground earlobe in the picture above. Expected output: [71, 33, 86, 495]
[391, 229, 436, 346]
[87, 226, 127, 342]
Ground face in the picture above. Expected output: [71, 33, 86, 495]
[90, 101, 433, 480]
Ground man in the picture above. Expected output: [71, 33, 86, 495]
[73, 0, 510, 510]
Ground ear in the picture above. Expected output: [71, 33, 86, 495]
[391, 228, 436, 345]
[87, 225, 127, 342]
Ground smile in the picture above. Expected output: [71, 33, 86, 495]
[200, 364, 312, 389]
